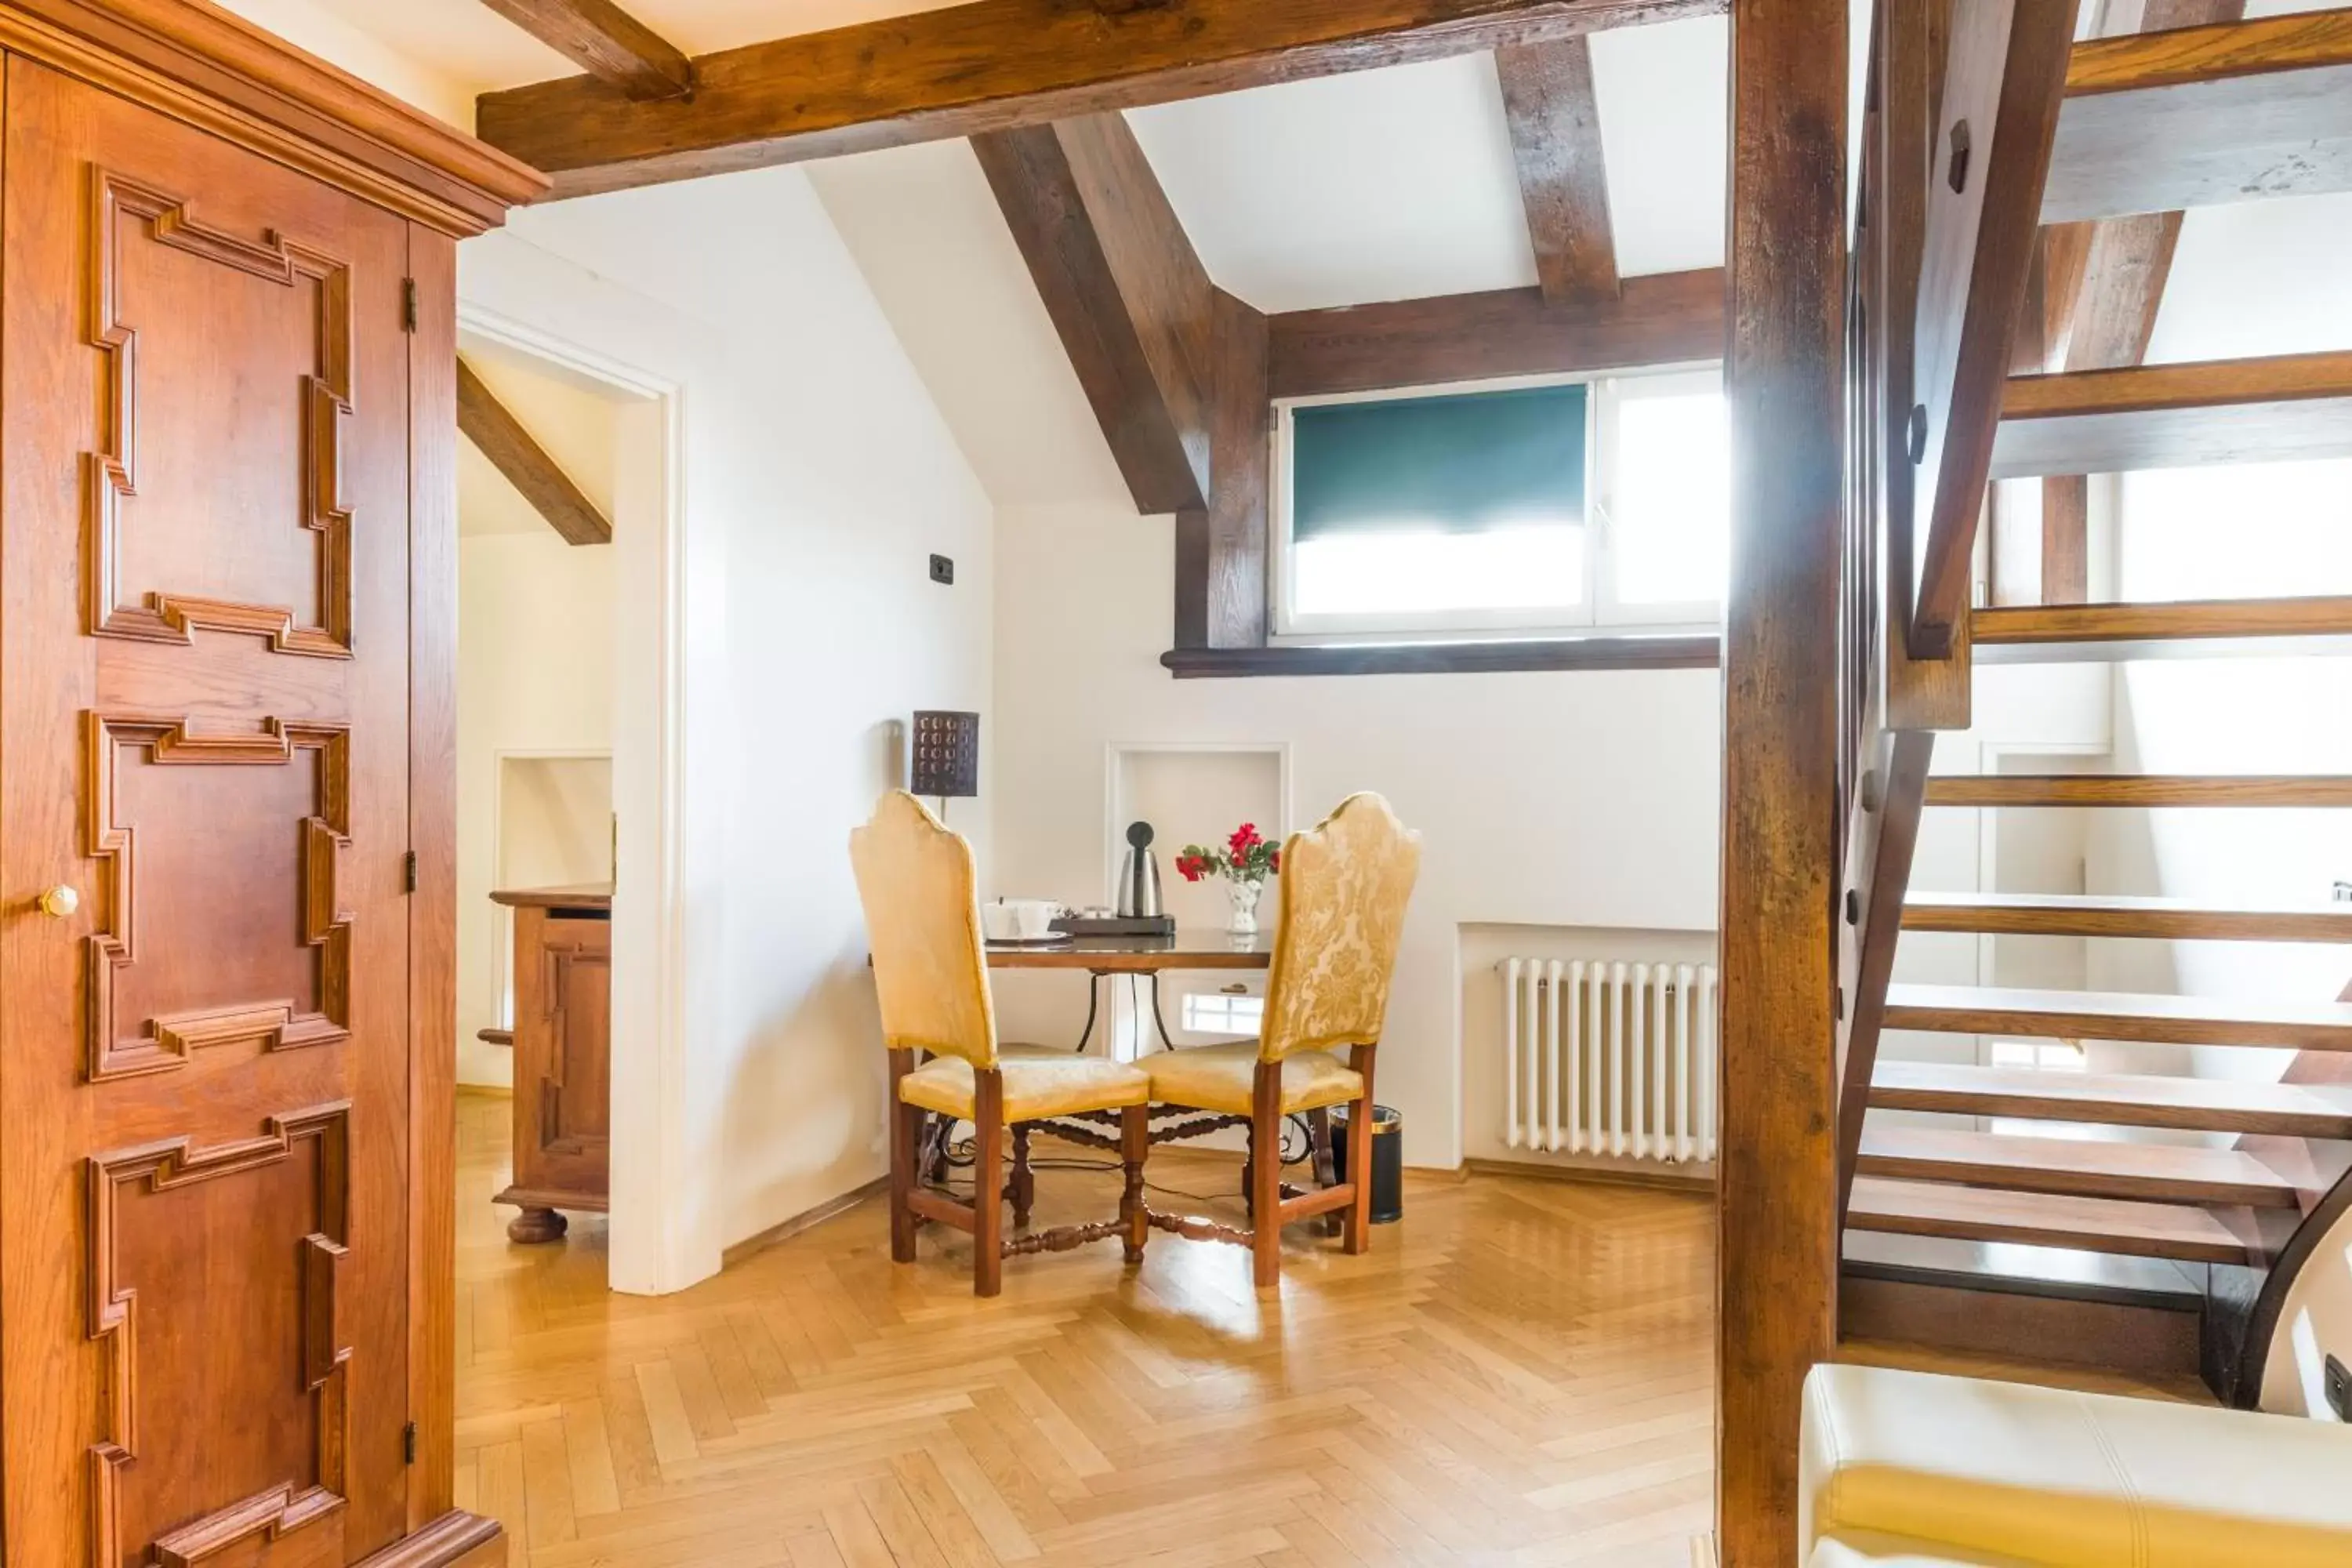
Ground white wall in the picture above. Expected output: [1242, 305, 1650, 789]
[459, 163, 993, 1292]
[2263, 1201, 2352, 1418]
[455, 532, 618, 1085]
[989, 502, 1722, 1171]
[2078, 190, 2352, 1088]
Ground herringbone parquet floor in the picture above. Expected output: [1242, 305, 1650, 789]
[452, 1091, 1719, 1566]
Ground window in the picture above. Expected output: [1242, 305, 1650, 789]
[1272, 365, 1727, 638]
[1987, 1037, 2086, 1073]
[1181, 990, 1264, 1037]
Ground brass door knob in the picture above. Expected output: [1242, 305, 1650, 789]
[37, 885, 79, 919]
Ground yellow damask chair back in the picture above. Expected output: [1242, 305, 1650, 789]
[1142, 792, 1421, 1288]
[851, 789, 997, 1069]
[1260, 792, 1422, 1064]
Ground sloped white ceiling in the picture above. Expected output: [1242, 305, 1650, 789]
[804, 141, 1135, 511]
[1126, 56, 1537, 314]
[1587, 16, 1729, 278]
[1124, 16, 1727, 313]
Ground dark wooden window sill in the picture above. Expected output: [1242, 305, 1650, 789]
[1160, 635, 1722, 678]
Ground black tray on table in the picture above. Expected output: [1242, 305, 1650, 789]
[1050, 914, 1175, 938]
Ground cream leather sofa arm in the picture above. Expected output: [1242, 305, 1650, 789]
[1799, 1361, 2352, 1567]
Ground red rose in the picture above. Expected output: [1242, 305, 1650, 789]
[1229, 822, 1259, 857]
[1269, 848, 1280, 873]
[1177, 854, 1203, 883]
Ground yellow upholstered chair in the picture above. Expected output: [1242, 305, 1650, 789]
[851, 790, 1152, 1297]
[1144, 792, 1421, 1288]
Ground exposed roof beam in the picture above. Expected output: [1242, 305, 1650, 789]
[476, 0, 1726, 198]
[1267, 267, 1723, 398]
[1494, 37, 1619, 305]
[456, 358, 613, 546]
[475, 0, 694, 100]
[973, 114, 1217, 516]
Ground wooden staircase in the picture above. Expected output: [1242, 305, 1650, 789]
[1833, 3, 2352, 1406]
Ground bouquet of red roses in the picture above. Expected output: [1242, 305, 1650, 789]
[1174, 822, 1281, 885]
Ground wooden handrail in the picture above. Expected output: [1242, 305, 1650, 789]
[1831, 0, 2081, 1227]
[1907, 2, 2080, 655]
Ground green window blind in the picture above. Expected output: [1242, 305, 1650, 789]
[1290, 383, 1588, 540]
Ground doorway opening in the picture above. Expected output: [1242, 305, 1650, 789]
[452, 321, 677, 1292]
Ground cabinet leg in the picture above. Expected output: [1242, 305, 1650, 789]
[506, 1206, 568, 1244]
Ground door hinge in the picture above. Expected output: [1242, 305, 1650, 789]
[401, 278, 419, 333]
[402, 1421, 418, 1465]
[403, 850, 419, 893]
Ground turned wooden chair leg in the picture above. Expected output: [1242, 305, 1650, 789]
[1010, 1122, 1035, 1228]
[1308, 1106, 1341, 1237]
[1344, 1046, 1376, 1255]
[888, 1054, 917, 1263]
[972, 1069, 1006, 1298]
[1120, 1103, 1149, 1264]
[1250, 1062, 1283, 1289]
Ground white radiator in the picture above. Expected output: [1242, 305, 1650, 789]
[1499, 958, 1719, 1163]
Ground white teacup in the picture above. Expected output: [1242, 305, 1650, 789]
[982, 898, 1062, 942]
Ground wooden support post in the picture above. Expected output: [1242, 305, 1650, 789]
[1719, 0, 1846, 1561]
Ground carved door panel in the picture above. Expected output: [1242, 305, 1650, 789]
[511, 908, 611, 1201]
[1, 61, 416, 1567]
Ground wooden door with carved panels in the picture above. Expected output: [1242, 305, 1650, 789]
[1, 60, 419, 1567]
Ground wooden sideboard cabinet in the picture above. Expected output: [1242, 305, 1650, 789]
[491, 884, 613, 1243]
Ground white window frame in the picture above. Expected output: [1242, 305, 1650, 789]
[1588, 365, 1729, 630]
[1269, 361, 1724, 643]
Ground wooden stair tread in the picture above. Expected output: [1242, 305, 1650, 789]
[1903, 891, 2352, 943]
[1992, 352, 2352, 478]
[1884, 982, 2352, 1050]
[2047, 11, 2352, 223]
[1869, 1060, 2352, 1138]
[1973, 597, 2352, 663]
[1847, 1177, 2254, 1265]
[1926, 774, 2352, 808]
[1857, 1127, 2298, 1207]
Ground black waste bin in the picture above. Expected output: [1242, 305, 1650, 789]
[1331, 1104, 1403, 1223]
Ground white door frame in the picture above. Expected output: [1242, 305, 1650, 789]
[453, 303, 693, 1295]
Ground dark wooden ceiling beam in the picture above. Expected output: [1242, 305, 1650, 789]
[475, 0, 1726, 198]
[1267, 266, 1722, 397]
[973, 114, 1217, 516]
[1495, 37, 1620, 305]
[456, 358, 613, 546]
[475, 0, 694, 100]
